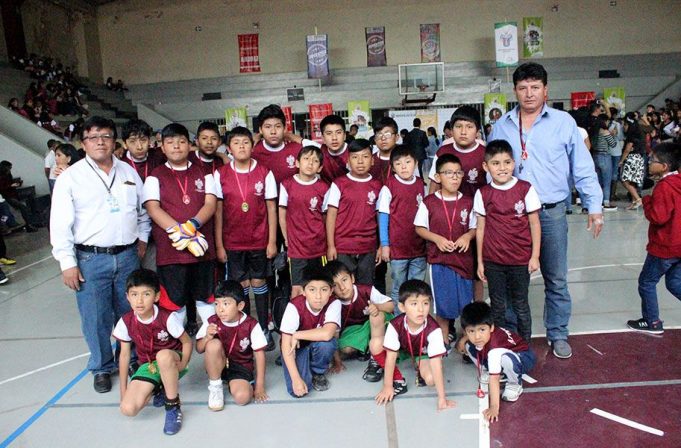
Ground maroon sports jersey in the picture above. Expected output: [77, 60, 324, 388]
[387, 314, 443, 358]
[252, 141, 302, 185]
[339, 284, 373, 328]
[124, 149, 165, 181]
[478, 326, 529, 362]
[188, 150, 224, 176]
[369, 154, 392, 185]
[279, 175, 329, 259]
[319, 144, 349, 183]
[207, 313, 264, 372]
[382, 174, 426, 260]
[329, 174, 381, 254]
[435, 143, 486, 197]
[119, 307, 182, 364]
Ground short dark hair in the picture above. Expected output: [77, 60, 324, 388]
[122, 119, 152, 141]
[398, 279, 432, 303]
[651, 142, 681, 172]
[325, 260, 352, 279]
[513, 62, 548, 86]
[214, 280, 246, 303]
[373, 116, 398, 134]
[47, 139, 58, 149]
[348, 138, 372, 154]
[257, 104, 286, 127]
[320, 114, 345, 132]
[196, 121, 220, 137]
[82, 116, 117, 140]
[443, 120, 452, 131]
[450, 105, 481, 130]
[301, 265, 334, 288]
[297, 145, 323, 164]
[460, 302, 494, 329]
[227, 126, 254, 145]
[349, 124, 359, 132]
[126, 269, 160, 293]
[161, 123, 190, 141]
[485, 139, 514, 161]
[389, 144, 416, 166]
[435, 153, 461, 172]
[413, 118, 421, 127]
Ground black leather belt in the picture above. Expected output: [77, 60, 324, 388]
[75, 242, 136, 255]
[541, 202, 558, 210]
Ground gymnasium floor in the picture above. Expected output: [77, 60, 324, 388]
[1, 207, 680, 448]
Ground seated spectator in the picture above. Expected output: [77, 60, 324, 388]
[106, 77, 115, 90]
[0, 161, 38, 232]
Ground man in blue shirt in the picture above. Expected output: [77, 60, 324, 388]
[489, 62, 603, 359]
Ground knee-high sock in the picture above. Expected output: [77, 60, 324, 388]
[196, 300, 215, 323]
[242, 286, 251, 316]
[252, 284, 269, 331]
[373, 350, 404, 381]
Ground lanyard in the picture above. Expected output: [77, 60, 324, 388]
[127, 154, 148, 179]
[233, 160, 252, 212]
[86, 161, 116, 195]
[405, 322, 425, 378]
[439, 193, 459, 240]
[476, 350, 486, 398]
[518, 111, 529, 161]
[133, 312, 157, 365]
[169, 163, 190, 205]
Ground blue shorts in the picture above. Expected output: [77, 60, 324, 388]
[430, 264, 473, 320]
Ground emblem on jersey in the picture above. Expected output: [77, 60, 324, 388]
[157, 329, 169, 342]
[239, 337, 250, 352]
[367, 191, 377, 205]
[416, 193, 423, 205]
[286, 155, 296, 169]
[254, 180, 264, 196]
[309, 196, 319, 211]
[460, 208, 469, 225]
[514, 200, 525, 217]
[194, 178, 204, 192]
[468, 168, 479, 183]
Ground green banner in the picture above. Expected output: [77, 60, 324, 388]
[523, 17, 543, 58]
[348, 100, 371, 132]
[484, 93, 507, 124]
[604, 87, 626, 115]
[225, 107, 248, 130]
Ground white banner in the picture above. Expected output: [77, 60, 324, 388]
[495, 22, 518, 67]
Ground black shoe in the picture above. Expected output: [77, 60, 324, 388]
[461, 353, 473, 364]
[93, 373, 112, 393]
[627, 318, 664, 335]
[566, 210, 573, 215]
[362, 358, 384, 382]
[264, 331, 276, 352]
[24, 224, 38, 233]
[312, 373, 329, 391]
[184, 320, 199, 337]
[0, 270, 8, 285]
[393, 379, 408, 396]
[128, 362, 140, 378]
[274, 354, 282, 366]
[415, 373, 427, 387]
[357, 351, 371, 362]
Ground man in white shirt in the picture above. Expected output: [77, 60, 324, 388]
[50, 116, 151, 393]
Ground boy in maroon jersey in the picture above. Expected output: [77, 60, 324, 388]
[370, 117, 400, 185]
[375, 280, 455, 411]
[378, 145, 427, 309]
[214, 126, 278, 350]
[122, 119, 164, 182]
[196, 280, 268, 411]
[279, 266, 341, 397]
[114, 269, 192, 435]
[143, 123, 218, 336]
[325, 138, 382, 285]
[290, 114, 350, 183]
[253, 104, 302, 185]
[474, 140, 541, 342]
[279, 145, 329, 298]
[415, 153, 476, 350]
[456, 302, 536, 422]
[189, 122, 225, 176]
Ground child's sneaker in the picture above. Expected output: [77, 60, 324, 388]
[415, 373, 427, 387]
[627, 318, 664, 334]
[312, 374, 329, 391]
[357, 351, 371, 362]
[163, 406, 183, 435]
[362, 358, 384, 382]
[208, 382, 224, 411]
[152, 388, 166, 407]
[393, 379, 408, 396]
[501, 383, 523, 402]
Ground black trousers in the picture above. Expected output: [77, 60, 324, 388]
[484, 261, 532, 341]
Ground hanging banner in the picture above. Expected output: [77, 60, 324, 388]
[348, 101, 371, 132]
[484, 93, 507, 124]
[570, 92, 596, 110]
[495, 22, 518, 67]
[522, 17, 544, 58]
[225, 107, 248, 130]
[282, 106, 294, 132]
[420, 24, 441, 63]
[365, 27, 387, 67]
[306, 34, 330, 79]
[604, 87, 626, 114]
[308, 103, 333, 143]
[238, 34, 261, 73]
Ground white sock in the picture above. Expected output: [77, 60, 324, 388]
[209, 379, 222, 387]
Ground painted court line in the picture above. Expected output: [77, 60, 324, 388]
[460, 413, 480, 420]
[586, 344, 604, 356]
[0, 352, 89, 387]
[530, 262, 644, 280]
[525, 378, 681, 394]
[385, 401, 399, 448]
[478, 394, 490, 448]
[590, 408, 664, 436]
[5, 255, 53, 277]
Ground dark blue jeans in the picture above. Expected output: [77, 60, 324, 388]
[638, 254, 681, 324]
[282, 339, 337, 397]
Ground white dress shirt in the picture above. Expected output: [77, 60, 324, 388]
[50, 155, 151, 271]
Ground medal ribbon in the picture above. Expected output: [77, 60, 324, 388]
[232, 160, 252, 206]
[169, 163, 190, 202]
[439, 192, 459, 241]
[518, 111, 529, 161]
[405, 321, 425, 378]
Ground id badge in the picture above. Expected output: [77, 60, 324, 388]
[108, 194, 120, 213]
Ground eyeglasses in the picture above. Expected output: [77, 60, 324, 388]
[376, 131, 395, 139]
[83, 134, 114, 142]
[438, 170, 465, 178]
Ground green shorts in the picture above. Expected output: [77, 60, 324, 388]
[131, 353, 189, 387]
[338, 313, 394, 352]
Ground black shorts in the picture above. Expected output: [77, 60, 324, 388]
[221, 362, 254, 383]
[227, 250, 271, 282]
[289, 256, 326, 286]
[157, 261, 214, 307]
[337, 252, 375, 285]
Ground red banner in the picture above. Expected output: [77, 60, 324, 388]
[238, 34, 261, 73]
[308, 103, 333, 143]
[570, 91, 595, 110]
[282, 106, 294, 132]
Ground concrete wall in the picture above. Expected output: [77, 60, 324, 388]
[97, 0, 681, 85]
[21, 0, 78, 68]
[0, 12, 7, 62]
[0, 132, 50, 196]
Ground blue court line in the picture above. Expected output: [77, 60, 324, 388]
[0, 368, 89, 448]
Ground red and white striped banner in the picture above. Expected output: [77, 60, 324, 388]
[238, 34, 261, 73]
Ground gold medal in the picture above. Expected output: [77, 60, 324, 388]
[148, 362, 157, 375]
[241, 202, 249, 213]
[183, 194, 191, 205]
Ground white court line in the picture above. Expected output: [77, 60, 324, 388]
[0, 352, 89, 386]
[530, 262, 644, 280]
[478, 394, 490, 448]
[522, 374, 537, 384]
[590, 408, 664, 436]
[460, 413, 480, 420]
[6, 255, 54, 277]
[586, 344, 604, 356]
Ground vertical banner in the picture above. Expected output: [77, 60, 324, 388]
[306, 34, 330, 79]
[420, 24, 441, 63]
[308, 103, 333, 143]
[225, 107, 248, 130]
[238, 34, 261, 73]
[522, 17, 544, 58]
[570, 92, 596, 110]
[484, 93, 507, 124]
[365, 27, 387, 67]
[348, 100, 371, 132]
[495, 22, 518, 67]
[604, 87, 626, 113]
[282, 106, 294, 132]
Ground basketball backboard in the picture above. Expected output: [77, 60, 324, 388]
[398, 62, 445, 95]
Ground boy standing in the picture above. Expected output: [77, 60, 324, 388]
[279, 267, 341, 397]
[456, 302, 536, 422]
[474, 140, 541, 342]
[252, 104, 302, 185]
[114, 269, 192, 435]
[415, 153, 477, 347]
[196, 280, 268, 411]
[370, 117, 400, 184]
[122, 119, 164, 182]
[375, 280, 455, 411]
[627, 142, 681, 334]
[325, 138, 382, 285]
[189, 122, 225, 176]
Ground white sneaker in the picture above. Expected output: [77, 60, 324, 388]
[501, 383, 523, 402]
[208, 383, 224, 411]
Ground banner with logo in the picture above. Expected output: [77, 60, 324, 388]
[238, 34, 261, 73]
[420, 24, 441, 63]
[604, 87, 626, 114]
[365, 27, 387, 67]
[306, 34, 330, 79]
[522, 17, 544, 58]
[225, 107, 248, 130]
[484, 93, 507, 124]
[495, 22, 518, 67]
[570, 91, 596, 110]
[282, 106, 294, 132]
[348, 100, 370, 132]
[308, 103, 333, 143]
